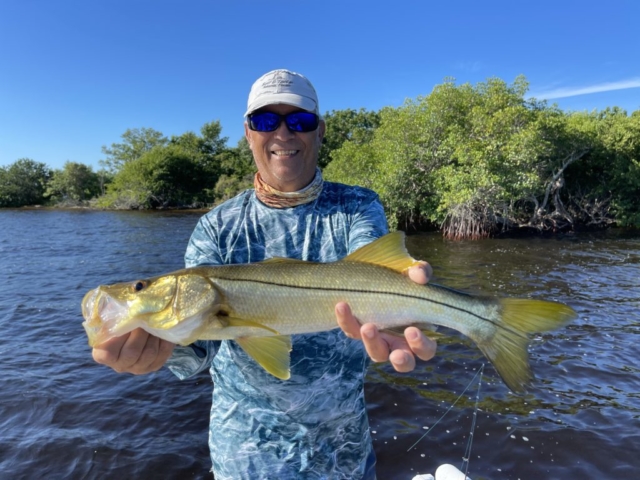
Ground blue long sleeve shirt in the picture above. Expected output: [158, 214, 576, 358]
[166, 181, 388, 479]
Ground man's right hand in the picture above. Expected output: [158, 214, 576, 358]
[92, 328, 175, 375]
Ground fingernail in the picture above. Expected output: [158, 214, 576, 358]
[363, 328, 375, 339]
[407, 329, 419, 341]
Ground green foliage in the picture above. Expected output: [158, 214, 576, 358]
[0, 158, 51, 207]
[99, 145, 212, 209]
[218, 137, 255, 178]
[319, 109, 380, 168]
[100, 127, 168, 174]
[328, 78, 541, 232]
[211, 137, 256, 202]
[46, 162, 103, 204]
[4, 80, 638, 233]
[213, 173, 254, 204]
[325, 76, 639, 236]
[100, 121, 234, 208]
[589, 108, 640, 226]
[170, 121, 228, 169]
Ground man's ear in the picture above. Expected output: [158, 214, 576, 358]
[244, 122, 252, 147]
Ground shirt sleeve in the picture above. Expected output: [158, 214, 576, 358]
[347, 190, 389, 254]
[166, 215, 221, 379]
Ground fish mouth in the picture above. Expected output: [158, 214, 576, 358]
[81, 287, 129, 347]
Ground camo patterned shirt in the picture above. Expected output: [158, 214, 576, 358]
[166, 181, 388, 480]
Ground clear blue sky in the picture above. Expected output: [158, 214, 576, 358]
[1, 0, 638, 170]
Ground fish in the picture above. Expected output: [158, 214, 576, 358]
[81, 231, 576, 392]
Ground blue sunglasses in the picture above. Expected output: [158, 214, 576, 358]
[248, 111, 320, 133]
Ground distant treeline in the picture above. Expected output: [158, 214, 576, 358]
[2, 76, 639, 239]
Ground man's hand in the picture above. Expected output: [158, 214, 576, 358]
[92, 328, 175, 375]
[336, 262, 437, 372]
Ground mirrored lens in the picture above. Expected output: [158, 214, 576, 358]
[249, 112, 281, 132]
[285, 112, 319, 132]
[249, 112, 319, 132]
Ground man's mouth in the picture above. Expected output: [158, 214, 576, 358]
[271, 150, 299, 156]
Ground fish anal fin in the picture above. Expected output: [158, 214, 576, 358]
[343, 232, 420, 273]
[235, 335, 292, 380]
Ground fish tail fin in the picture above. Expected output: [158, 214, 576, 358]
[478, 299, 576, 393]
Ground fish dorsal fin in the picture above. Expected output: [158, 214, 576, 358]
[343, 231, 419, 273]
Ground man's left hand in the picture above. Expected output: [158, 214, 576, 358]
[336, 262, 437, 373]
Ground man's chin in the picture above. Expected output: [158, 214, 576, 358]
[270, 170, 313, 191]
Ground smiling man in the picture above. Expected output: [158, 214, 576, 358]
[92, 69, 436, 479]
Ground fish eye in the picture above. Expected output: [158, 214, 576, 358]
[133, 281, 147, 292]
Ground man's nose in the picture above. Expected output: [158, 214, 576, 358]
[273, 120, 295, 139]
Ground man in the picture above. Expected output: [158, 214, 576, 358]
[92, 69, 436, 479]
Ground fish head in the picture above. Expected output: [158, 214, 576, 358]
[81, 271, 219, 347]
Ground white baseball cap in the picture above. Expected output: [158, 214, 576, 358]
[245, 69, 319, 117]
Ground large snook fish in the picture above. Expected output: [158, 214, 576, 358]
[82, 232, 576, 392]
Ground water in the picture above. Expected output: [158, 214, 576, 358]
[1, 209, 638, 479]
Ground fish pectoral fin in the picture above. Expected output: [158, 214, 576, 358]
[342, 231, 420, 273]
[222, 317, 280, 335]
[378, 327, 406, 338]
[235, 335, 292, 380]
[380, 323, 441, 339]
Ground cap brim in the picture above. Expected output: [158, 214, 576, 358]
[245, 93, 317, 117]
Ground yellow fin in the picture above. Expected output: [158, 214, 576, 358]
[224, 316, 280, 335]
[478, 299, 577, 393]
[380, 323, 440, 338]
[343, 231, 420, 273]
[235, 335, 292, 380]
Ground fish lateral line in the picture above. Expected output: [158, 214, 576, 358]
[208, 274, 503, 328]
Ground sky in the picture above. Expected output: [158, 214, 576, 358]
[1, 0, 639, 170]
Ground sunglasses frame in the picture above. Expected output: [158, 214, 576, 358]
[247, 111, 320, 133]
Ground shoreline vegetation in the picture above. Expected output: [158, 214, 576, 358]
[2, 76, 639, 240]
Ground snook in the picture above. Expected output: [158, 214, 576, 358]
[82, 232, 576, 392]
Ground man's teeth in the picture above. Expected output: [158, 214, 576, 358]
[272, 150, 297, 156]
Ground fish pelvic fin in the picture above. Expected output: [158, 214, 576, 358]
[480, 299, 577, 393]
[344, 231, 421, 273]
[235, 335, 293, 380]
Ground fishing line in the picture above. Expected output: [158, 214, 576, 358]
[406, 363, 485, 453]
[460, 363, 484, 478]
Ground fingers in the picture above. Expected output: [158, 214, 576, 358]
[118, 329, 159, 373]
[388, 349, 416, 373]
[407, 261, 432, 284]
[403, 327, 437, 362]
[360, 323, 392, 363]
[92, 328, 175, 375]
[335, 302, 361, 339]
[336, 302, 437, 373]
[92, 333, 130, 367]
[384, 327, 437, 372]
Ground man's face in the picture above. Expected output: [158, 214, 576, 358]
[245, 104, 325, 192]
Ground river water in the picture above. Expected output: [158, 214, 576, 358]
[0, 209, 638, 480]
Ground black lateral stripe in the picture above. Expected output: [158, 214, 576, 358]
[214, 276, 501, 327]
